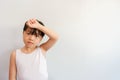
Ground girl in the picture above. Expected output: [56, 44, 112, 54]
[9, 19, 59, 80]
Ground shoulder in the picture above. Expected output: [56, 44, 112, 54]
[9, 50, 17, 68]
[38, 46, 47, 57]
[10, 50, 16, 60]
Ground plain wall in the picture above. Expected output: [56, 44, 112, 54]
[0, 0, 120, 80]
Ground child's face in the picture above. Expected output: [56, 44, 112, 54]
[23, 27, 43, 48]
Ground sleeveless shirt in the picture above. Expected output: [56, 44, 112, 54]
[16, 47, 48, 80]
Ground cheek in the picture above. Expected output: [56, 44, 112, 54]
[23, 34, 28, 43]
[36, 37, 42, 43]
[23, 36, 26, 44]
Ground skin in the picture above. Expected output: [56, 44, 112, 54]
[9, 19, 59, 80]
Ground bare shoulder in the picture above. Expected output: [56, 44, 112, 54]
[10, 50, 16, 60]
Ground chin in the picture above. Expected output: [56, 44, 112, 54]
[26, 45, 34, 48]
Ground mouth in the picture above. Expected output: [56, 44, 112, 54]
[27, 41, 34, 44]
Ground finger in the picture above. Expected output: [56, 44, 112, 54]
[32, 19, 36, 23]
[29, 19, 32, 23]
[30, 19, 35, 24]
[32, 19, 37, 23]
[29, 19, 33, 24]
[26, 21, 31, 26]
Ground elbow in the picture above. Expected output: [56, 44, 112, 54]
[51, 34, 59, 42]
[49, 33, 59, 42]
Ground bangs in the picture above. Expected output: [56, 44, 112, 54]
[26, 28, 43, 37]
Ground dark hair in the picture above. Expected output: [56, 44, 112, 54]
[23, 19, 45, 37]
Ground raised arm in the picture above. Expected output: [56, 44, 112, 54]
[26, 19, 59, 53]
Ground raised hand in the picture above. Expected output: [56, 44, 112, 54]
[26, 18, 43, 29]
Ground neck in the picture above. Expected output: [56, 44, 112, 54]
[22, 46, 37, 53]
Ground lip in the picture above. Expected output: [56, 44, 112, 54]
[27, 41, 34, 44]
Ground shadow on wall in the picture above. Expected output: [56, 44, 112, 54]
[48, 75, 55, 80]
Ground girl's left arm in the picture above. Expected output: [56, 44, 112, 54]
[39, 25, 59, 53]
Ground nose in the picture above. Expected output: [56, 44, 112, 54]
[29, 35, 35, 40]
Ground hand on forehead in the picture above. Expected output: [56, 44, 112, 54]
[27, 19, 37, 24]
[26, 19, 40, 29]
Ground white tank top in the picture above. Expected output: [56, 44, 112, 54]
[16, 47, 48, 80]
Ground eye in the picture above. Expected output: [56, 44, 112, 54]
[26, 32, 31, 35]
[35, 35, 39, 38]
[35, 35, 41, 38]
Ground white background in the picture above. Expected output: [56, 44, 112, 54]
[0, 0, 120, 80]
